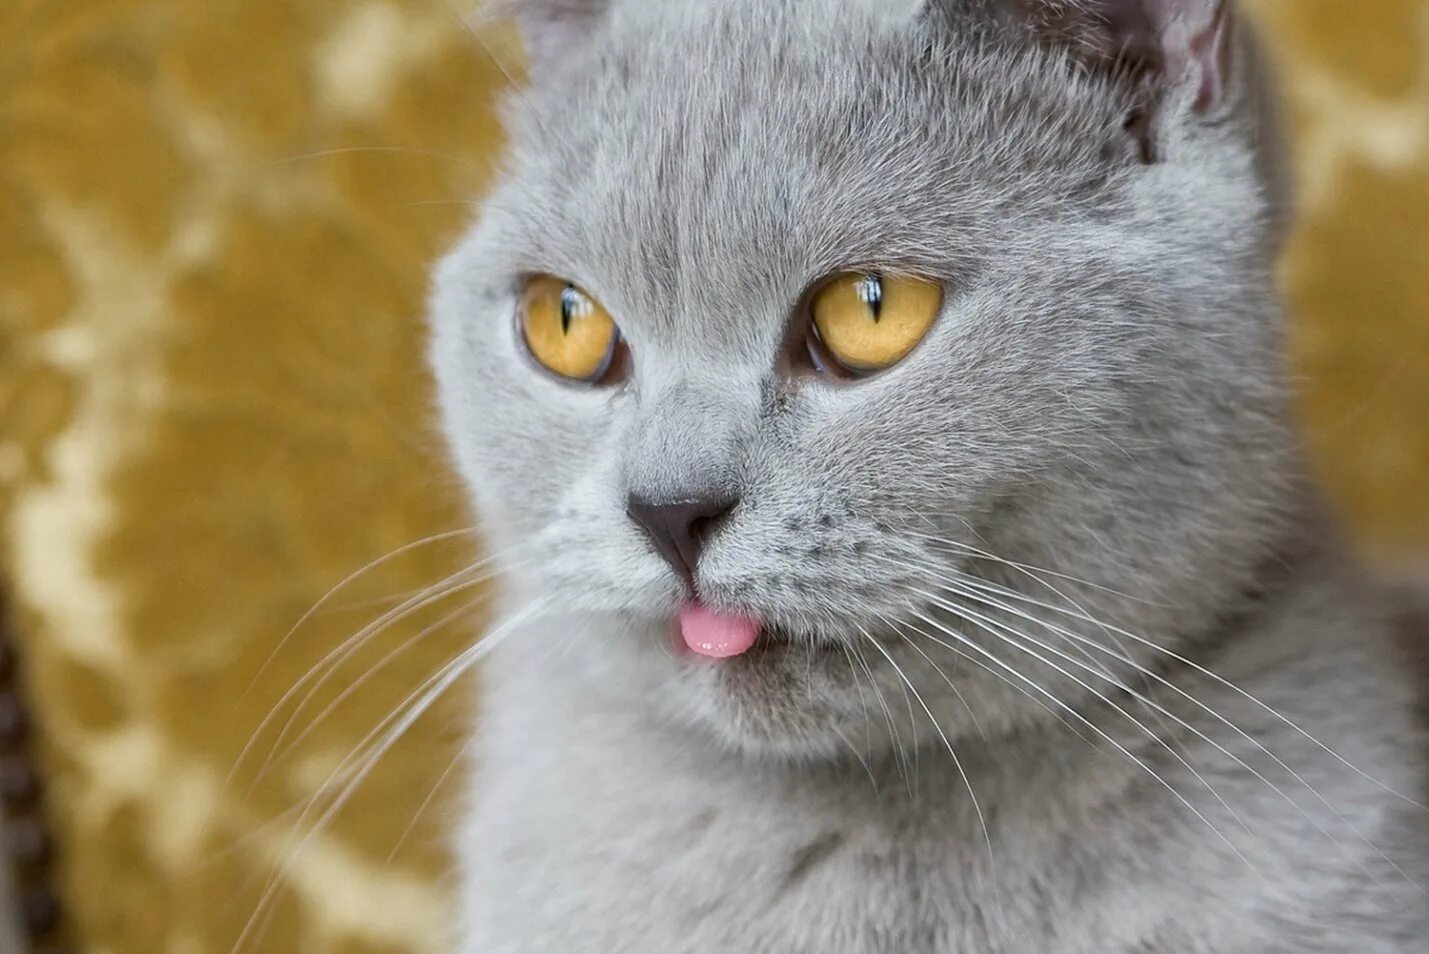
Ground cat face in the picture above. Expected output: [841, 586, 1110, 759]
[431, 0, 1296, 758]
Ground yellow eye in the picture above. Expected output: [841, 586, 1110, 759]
[520, 275, 620, 382]
[809, 272, 943, 374]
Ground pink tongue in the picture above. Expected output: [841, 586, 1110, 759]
[678, 603, 761, 659]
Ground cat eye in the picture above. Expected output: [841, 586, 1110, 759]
[519, 275, 623, 384]
[807, 272, 943, 376]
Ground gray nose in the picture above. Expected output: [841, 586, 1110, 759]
[626, 493, 738, 586]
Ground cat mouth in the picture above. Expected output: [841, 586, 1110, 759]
[676, 602, 762, 658]
[673, 601, 834, 661]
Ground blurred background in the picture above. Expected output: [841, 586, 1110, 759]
[0, 0, 1426, 951]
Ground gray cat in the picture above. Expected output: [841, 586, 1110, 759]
[428, 0, 1429, 950]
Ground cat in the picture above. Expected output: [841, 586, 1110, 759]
[427, 0, 1429, 950]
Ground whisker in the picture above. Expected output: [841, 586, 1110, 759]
[861, 622, 923, 784]
[924, 573, 1420, 890]
[265, 145, 483, 170]
[920, 585, 1387, 868]
[403, 198, 485, 210]
[902, 606, 1263, 879]
[239, 526, 483, 705]
[837, 644, 878, 763]
[849, 642, 909, 786]
[256, 547, 535, 779]
[388, 738, 472, 863]
[912, 588, 1267, 847]
[855, 625, 997, 879]
[899, 527, 1152, 603]
[878, 615, 987, 743]
[941, 567, 1429, 814]
[232, 557, 505, 791]
[265, 592, 494, 770]
[885, 610, 1095, 744]
[882, 549, 1180, 744]
[877, 537, 1429, 876]
[233, 598, 546, 954]
[447, 0, 538, 108]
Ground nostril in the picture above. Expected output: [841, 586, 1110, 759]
[626, 492, 738, 586]
[688, 513, 717, 543]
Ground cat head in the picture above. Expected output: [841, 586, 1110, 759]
[431, 0, 1299, 759]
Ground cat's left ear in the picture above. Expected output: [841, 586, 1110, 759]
[981, 0, 1235, 159]
[1061, 0, 1233, 115]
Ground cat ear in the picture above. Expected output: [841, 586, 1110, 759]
[491, 0, 612, 73]
[1021, 0, 1233, 114]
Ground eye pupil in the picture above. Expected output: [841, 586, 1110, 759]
[559, 285, 579, 334]
[857, 274, 883, 322]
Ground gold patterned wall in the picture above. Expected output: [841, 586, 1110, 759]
[0, 1, 1426, 952]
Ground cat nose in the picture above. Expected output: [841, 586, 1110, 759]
[626, 492, 738, 586]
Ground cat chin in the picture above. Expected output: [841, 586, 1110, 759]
[554, 596, 1035, 760]
[645, 613, 1062, 763]
[654, 635, 908, 762]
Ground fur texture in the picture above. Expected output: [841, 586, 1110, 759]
[429, 1, 1429, 949]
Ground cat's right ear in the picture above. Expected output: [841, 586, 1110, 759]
[978, 0, 1236, 161]
[1016, 1, 1232, 108]
[489, 0, 611, 74]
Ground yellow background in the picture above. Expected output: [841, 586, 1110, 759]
[1, 1, 1426, 951]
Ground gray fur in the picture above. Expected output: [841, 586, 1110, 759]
[428, 0, 1429, 949]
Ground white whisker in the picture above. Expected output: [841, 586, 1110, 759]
[232, 560, 499, 791]
[232, 598, 546, 954]
[924, 572, 1422, 890]
[940, 567, 1429, 814]
[879, 616, 987, 743]
[902, 606, 1263, 879]
[239, 526, 483, 704]
[855, 624, 997, 883]
[849, 642, 911, 786]
[266, 592, 494, 770]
